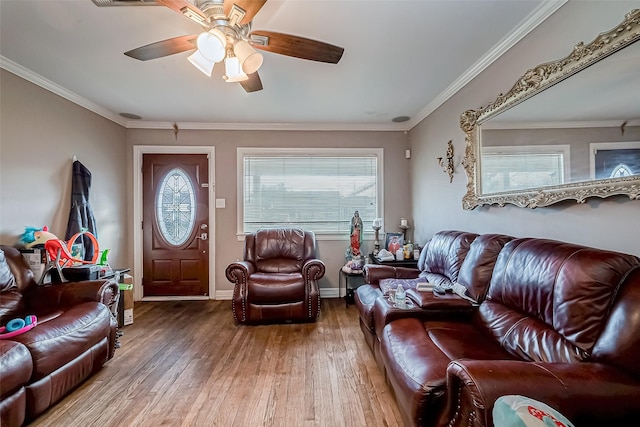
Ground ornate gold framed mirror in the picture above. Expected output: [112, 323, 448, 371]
[461, 9, 640, 209]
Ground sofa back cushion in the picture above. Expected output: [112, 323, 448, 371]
[478, 238, 640, 363]
[457, 234, 513, 302]
[0, 245, 37, 294]
[0, 249, 17, 292]
[417, 230, 477, 287]
[591, 266, 640, 377]
[245, 228, 316, 274]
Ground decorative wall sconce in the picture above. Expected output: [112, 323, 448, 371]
[437, 140, 455, 183]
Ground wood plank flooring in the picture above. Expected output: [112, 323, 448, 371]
[29, 298, 403, 427]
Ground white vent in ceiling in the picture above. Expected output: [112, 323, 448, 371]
[92, 0, 159, 6]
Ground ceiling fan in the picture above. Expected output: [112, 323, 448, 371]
[111, 0, 344, 93]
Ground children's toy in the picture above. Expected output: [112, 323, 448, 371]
[0, 315, 37, 339]
[18, 226, 58, 248]
[41, 231, 100, 284]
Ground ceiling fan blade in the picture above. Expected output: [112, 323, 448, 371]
[124, 35, 197, 61]
[240, 72, 263, 93]
[157, 0, 207, 25]
[224, 0, 267, 25]
[250, 31, 344, 64]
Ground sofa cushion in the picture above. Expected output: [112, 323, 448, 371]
[481, 238, 640, 363]
[457, 233, 513, 302]
[381, 317, 514, 426]
[247, 273, 306, 304]
[254, 228, 306, 273]
[0, 291, 24, 325]
[10, 302, 112, 381]
[418, 231, 477, 287]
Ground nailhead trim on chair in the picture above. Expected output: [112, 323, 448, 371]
[231, 272, 248, 324]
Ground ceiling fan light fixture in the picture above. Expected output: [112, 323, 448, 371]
[196, 29, 226, 62]
[188, 50, 215, 77]
[234, 40, 263, 74]
[223, 55, 248, 82]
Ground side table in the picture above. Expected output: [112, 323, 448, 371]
[339, 267, 364, 307]
[368, 254, 418, 269]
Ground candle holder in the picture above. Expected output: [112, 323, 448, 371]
[437, 140, 455, 183]
[399, 219, 410, 244]
[372, 218, 382, 255]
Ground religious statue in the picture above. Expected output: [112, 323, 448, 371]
[347, 210, 363, 259]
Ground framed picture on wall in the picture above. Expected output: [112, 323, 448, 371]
[385, 232, 404, 254]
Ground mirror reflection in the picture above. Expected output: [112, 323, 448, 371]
[461, 9, 640, 209]
[479, 41, 640, 195]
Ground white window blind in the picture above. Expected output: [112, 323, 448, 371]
[239, 148, 382, 234]
[481, 145, 569, 194]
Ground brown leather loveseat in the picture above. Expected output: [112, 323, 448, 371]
[0, 245, 119, 427]
[370, 235, 640, 426]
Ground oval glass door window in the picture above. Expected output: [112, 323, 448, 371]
[156, 168, 196, 246]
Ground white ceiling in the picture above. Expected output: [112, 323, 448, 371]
[0, 0, 566, 131]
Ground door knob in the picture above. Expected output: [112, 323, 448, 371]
[196, 232, 208, 241]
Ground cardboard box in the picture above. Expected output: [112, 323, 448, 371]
[19, 248, 46, 283]
[120, 274, 134, 326]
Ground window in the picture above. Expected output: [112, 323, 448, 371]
[156, 168, 196, 246]
[481, 145, 570, 194]
[238, 148, 383, 236]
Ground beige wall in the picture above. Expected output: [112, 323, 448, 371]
[125, 129, 411, 294]
[409, 1, 640, 257]
[0, 70, 411, 296]
[0, 69, 128, 267]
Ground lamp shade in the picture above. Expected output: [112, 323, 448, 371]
[234, 40, 263, 74]
[223, 55, 248, 82]
[188, 50, 215, 77]
[196, 29, 226, 63]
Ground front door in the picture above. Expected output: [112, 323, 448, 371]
[142, 154, 209, 297]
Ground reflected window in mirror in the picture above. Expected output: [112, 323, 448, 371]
[591, 142, 640, 179]
[481, 145, 569, 194]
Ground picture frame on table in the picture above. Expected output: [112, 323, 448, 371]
[385, 232, 404, 253]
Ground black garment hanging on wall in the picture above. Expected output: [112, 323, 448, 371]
[65, 160, 98, 261]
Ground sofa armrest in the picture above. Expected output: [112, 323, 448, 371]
[302, 259, 326, 282]
[26, 279, 119, 312]
[442, 359, 640, 427]
[363, 264, 419, 286]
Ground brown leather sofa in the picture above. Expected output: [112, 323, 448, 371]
[0, 245, 119, 427]
[354, 230, 504, 362]
[373, 236, 640, 426]
[226, 228, 325, 324]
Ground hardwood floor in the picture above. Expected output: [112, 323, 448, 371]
[29, 298, 403, 427]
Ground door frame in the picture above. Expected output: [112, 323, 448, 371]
[133, 145, 216, 301]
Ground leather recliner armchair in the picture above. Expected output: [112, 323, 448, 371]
[226, 228, 325, 324]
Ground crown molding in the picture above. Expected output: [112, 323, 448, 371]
[0, 55, 127, 127]
[125, 120, 410, 132]
[407, 0, 568, 130]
